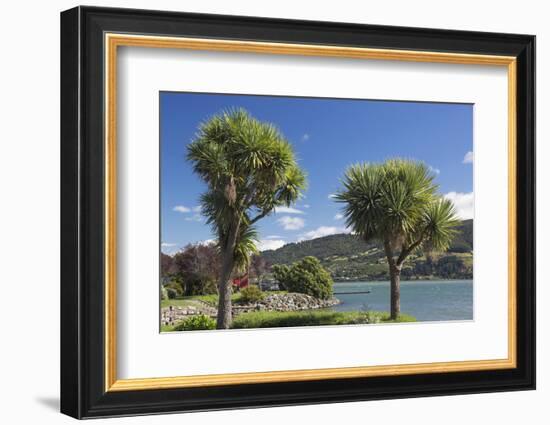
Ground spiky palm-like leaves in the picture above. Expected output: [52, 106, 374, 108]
[335, 159, 460, 318]
[187, 109, 306, 328]
[233, 225, 259, 273]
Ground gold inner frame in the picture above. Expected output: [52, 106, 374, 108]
[104, 33, 517, 392]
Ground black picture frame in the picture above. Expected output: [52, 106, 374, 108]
[61, 5, 535, 419]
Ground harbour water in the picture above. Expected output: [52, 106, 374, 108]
[332, 279, 473, 321]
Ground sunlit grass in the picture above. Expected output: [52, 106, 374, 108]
[230, 310, 415, 329]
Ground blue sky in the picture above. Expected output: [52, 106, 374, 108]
[161, 92, 473, 254]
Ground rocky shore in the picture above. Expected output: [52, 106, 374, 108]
[232, 293, 340, 315]
[161, 293, 340, 327]
[161, 300, 217, 327]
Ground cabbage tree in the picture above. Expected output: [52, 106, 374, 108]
[187, 109, 306, 328]
[335, 159, 460, 319]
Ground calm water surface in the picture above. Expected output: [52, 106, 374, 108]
[332, 279, 473, 321]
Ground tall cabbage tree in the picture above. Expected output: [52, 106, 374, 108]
[187, 109, 306, 328]
[335, 159, 460, 319]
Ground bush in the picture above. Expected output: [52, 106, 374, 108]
[271, 264, 290, 290]
[171, 243, 221, 295]
[160, 285, 168, 300]
[175, 314, 216, 331]
[274, 257, 333, 299]
[165, 281, 184, 297]
[238, 285, 265, 304]
[165, 287, 177, 299]
[184, 276, 218, 296]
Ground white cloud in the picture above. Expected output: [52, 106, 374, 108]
[444, 192, 474, 220]
[429, 165, 441, 175]
[265, 235, 283, 240]
[302, 204, 310, 209]
[334, 213, 344, 220]
[185, 214, 203, 222]
[274, 206, 305, 214]
[463, 151, 474, 164]
[173, 205, 191, 213]
[173, 205, 202, 214]
[199, 239, 216, 246]
[257, 239, 286, 251]
[277, 216, 305, 230]
[302, 133, 310, 141]
[161, 243, 179, 255]
[299, 225, 349, 241]
[328, 193, 337, 199]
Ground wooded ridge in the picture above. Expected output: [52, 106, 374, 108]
[260, 220, 473, 281]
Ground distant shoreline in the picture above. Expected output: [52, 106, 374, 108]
[333, 276, 474, 283]
[333, 278, 473, 283]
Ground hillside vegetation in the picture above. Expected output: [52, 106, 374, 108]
[261, 220, 473, 281]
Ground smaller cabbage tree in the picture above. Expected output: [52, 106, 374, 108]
[335, 159, 460, 319]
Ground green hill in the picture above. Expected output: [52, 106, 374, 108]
[261, 220, 473, 281]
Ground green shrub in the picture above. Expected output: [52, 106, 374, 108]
[175, 314, 216, 331]
[271, 264, 290, 290]
[184, 276, 218, 296]
[165, 287, 177, 299]
[165, 281, 184, 297]
[239, 285, 265, 304]
[362, 311, 382, 324]
[274, 256, 333, 299]
[160, 285, 168, 300]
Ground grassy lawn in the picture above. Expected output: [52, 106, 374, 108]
[161, 310, 415, 332]
[161, 293, 241, 307]
[231, 310, 415, 329]
[161, 291, 414, 332]
[161, 323, 177, 332]
[162, 290, 288, 309]
[160, 298, 204, 309]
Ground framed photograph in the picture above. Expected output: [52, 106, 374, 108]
[60, 6, 535, 419]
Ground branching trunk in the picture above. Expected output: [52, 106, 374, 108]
[216, 217, 241, 329]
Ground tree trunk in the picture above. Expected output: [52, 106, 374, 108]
[383, 239, 401, 320]
[216, 253, 234, 329]
[390, 265, 401, 320]
[216, 218, 241, 329]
